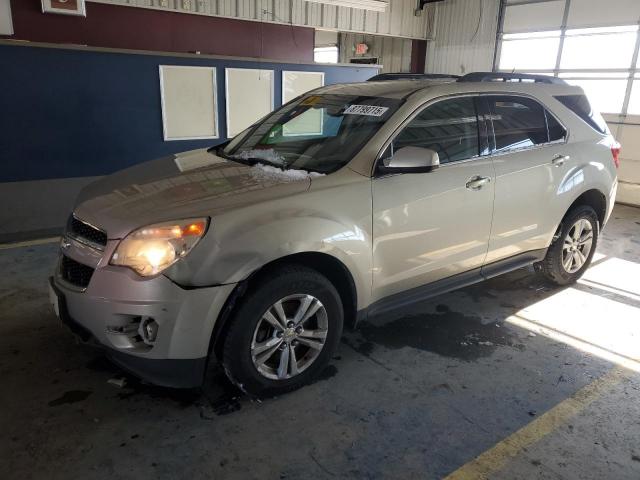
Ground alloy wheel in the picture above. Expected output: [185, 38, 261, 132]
[561, 218, 594, 274]
[250, 294, 328, 380]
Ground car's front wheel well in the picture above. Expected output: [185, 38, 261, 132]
[209, 252, 358, 360]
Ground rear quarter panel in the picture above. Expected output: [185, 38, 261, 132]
[540, 93, 618, 243]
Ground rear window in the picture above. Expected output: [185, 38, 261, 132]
[554, 94, 609, 135]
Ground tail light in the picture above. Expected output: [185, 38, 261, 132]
[611, 142, 621, 169]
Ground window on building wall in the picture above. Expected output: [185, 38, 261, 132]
[560, 26, 638, 70]
[499, 32, 561, 71]
[558, 75, 629, 115]
[314, 46, 339, 64]
[497, 5, 640, 116]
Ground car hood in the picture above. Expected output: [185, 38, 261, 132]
[73, 149, 313, 239]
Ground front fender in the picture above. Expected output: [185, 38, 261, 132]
[166, 174, 374, 309]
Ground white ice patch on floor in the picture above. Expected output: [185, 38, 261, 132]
[250, 163, 325, 182]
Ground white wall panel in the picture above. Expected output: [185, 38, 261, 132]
[273, 0, 290, 22]
[323, 5, 337, 27]
[388, 0, 402, 35]
[615, 121, 640, 205]
[364, 9, 377, 32]
[337, 6, 352, 31]
[292, 0, 305, 24]
[282, 70, 325, 102]
[90, 0, 432, 39]
[307, 3, 323, 26]
[0, 0, 13, 36]
[351, 9, 365, 32]
[225, 68, 274, 137]
[159, 65, 218, 140]
[503, 0, 565, 33]
[377, 8, 391, 35]
[425, 0, 500, 75]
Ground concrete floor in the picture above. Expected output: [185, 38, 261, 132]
[1, 204, 640, 480]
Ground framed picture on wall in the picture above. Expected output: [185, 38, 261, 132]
[159, 65, 219, 141]
[225, 68, 275, 137]
[281, 71, 325, 137]
[282, 71, 325, 104]
[41, 0, 86, 17]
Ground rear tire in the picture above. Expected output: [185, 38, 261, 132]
[221, 265, 343, 397]
[539, 205, 599, 286]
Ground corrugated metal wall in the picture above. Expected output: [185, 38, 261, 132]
[425, 0, 500, 75]
[92, 0, 436, 40]
[339, 33, 411, 72]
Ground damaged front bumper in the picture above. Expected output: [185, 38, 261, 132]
[49, 249, 236, 388]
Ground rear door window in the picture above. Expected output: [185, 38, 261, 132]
[487, 96, 551, 153]
[391, 97, 481, 164]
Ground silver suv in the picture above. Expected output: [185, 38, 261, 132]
[49, 73, 619, 395]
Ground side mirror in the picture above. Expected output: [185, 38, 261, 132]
[379, 146, 440, 174]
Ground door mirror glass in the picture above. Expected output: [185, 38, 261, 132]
[382, 146, 440, 173]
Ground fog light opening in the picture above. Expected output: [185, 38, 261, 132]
[139, 316, 159, 345]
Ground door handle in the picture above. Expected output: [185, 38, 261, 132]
[466, 175, 491, 190]
[551, 154, 570, 167]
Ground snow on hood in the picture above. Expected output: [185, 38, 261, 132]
[231, 148, 286, 165]
[250, 163, 326, 182]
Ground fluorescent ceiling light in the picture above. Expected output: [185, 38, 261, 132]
[305, 0, 388, 13]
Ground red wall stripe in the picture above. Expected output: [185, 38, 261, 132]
[3, 0, 314, 62]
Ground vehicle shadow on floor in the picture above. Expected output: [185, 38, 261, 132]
[87, 267, 568, 412]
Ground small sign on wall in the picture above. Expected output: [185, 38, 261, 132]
[355, 43, 369, 55]
[41, 0, 86, 17]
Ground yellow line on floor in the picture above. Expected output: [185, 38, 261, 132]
[0, 236, 60, 250]
[443, 366, 627, 480]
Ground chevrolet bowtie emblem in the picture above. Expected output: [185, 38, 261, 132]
[60, 237, 72, 250]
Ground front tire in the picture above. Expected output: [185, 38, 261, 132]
[540, 205, 599, 286]
[222, 265, 343, 397]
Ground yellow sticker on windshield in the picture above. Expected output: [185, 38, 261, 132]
[301, 96, 322, 106]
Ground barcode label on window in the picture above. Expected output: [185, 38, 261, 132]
[343, 105, 389, 117]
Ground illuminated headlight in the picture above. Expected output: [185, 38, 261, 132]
[111, 218, 208, 276]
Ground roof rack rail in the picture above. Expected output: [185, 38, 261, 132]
[457, 72, 567, 85]
[368, 73, 461, 82]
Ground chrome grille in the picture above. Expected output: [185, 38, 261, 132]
[67, 216, 107, 250]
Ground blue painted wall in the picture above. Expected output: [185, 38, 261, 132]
[0, 44, 377, 183]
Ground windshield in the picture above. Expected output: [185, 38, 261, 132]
[221, 94, 403, 174]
